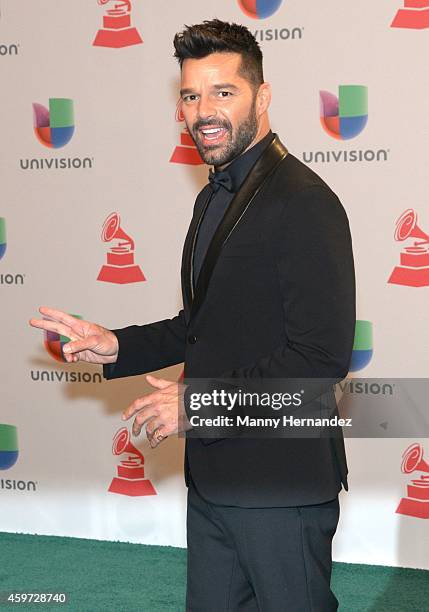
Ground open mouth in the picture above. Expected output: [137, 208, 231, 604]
[198, 126, 229, 146]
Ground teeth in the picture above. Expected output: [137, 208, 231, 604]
[202, 128, 222, 134]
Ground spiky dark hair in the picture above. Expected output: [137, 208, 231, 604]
[173, 19, 264, 89]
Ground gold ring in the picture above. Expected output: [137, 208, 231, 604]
[154, 429, 164, 442]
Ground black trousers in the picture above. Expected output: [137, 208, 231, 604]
[186, 476, 340, 612]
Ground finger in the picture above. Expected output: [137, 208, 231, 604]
[63, 352, 79, 364]
[132, 408, 159, 436]
[147, 424, 168, 448]
[62, 336, 101, 355]
[38, 307, 83, 329]
[29, 318, 76, 340]
[122, 392, 160, 420]
[146, 374, 172, 390]
[145, 417, 165, 438]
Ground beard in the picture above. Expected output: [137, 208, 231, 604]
[189, 97, 259, 168]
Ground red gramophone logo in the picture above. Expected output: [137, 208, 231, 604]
[108, 427, 157, 497]
[391, 1, 429, 29]
[170, 103, 203, 166]
[97, 212, 146, 284]
[93, 0, 143, 48]
[388, 209, 429, 287]
[396, 443, 429, 519]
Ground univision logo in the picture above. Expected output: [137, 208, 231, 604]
[0, 42, 19, 55]
[0, 217, 6, 260]
[337, 380, 394, 397]
[320, 86, 368, 141]
[0, 424, 37, 492]
[0, 218, 25, 286]
[44, 314, 83, 362]
[30, 313, 103, 383]
[349, 320, 373, 372]
[0, 424, 18, 470]
[33, 98, 75, 149]
[302, 86, 389, 165]
[238, 0, 283, 19]
[20, 98, 93, 171]
[238, 0, 303, 41]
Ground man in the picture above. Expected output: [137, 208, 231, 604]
[30, 20, 355, 611]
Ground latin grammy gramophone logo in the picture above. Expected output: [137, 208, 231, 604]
[97, 212, 146, 284]
[170, 104, 203, 166]
[388, 209, 429, 287]
[396, 443, 429, 519]
[93, 0, 143, 48]
[391, 1, 429, 30]
[108, 427, 157, 497]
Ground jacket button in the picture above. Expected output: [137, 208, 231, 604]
[188, 334, 197, 345]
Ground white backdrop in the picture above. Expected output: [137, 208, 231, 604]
[1, 0, 428, 570]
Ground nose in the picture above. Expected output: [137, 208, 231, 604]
[197, 94, 217, 121]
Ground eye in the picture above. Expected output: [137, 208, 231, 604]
[182, 94, 199, 103]
[218, 91, 232, 98]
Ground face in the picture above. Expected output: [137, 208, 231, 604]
[179, 53, 266, 168]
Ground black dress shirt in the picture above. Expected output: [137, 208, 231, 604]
[193, 130, 274, 286]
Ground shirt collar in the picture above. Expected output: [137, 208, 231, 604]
[208, 130, 274, 194]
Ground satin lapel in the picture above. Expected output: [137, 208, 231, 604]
[190, 136, 288, 321]
[181, 186, 212, 316]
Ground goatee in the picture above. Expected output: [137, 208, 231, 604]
[190, 99, 258, 167]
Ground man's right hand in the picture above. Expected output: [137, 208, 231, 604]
[29, 306, 119, 365]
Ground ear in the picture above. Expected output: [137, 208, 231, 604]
[256, 82, 272, 117]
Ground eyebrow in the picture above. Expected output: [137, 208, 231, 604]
[180, 83, 240, 96]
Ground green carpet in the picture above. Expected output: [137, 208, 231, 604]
[0, 532, 427, 611]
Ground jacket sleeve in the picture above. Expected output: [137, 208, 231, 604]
[103, 309, 187, 380]
[184, 185, 356, 443]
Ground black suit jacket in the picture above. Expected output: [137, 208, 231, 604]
[104, 136, 356, 508]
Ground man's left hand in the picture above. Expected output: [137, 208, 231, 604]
[122, 374, 192, 448]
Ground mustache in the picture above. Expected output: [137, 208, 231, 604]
[192, 118, 232, 134]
